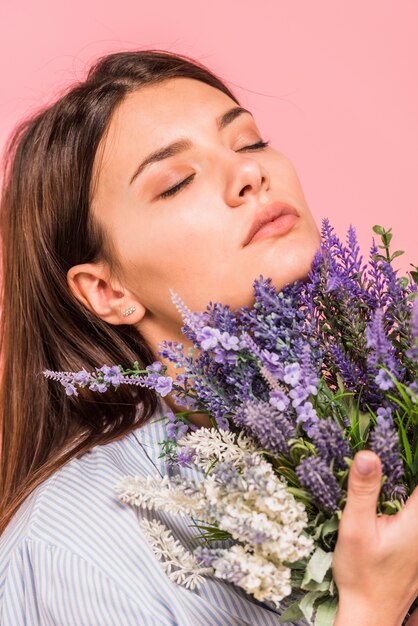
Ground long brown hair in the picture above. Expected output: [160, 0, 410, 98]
[0, 49, 240, 533]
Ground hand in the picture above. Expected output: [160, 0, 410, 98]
[333, 450, 418, 626]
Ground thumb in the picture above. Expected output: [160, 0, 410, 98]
[342, 450, 382, 536]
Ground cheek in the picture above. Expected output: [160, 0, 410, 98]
[116, 205, 229, 285]
[267, 152, 306, 197]
[147, 202, 232, 261]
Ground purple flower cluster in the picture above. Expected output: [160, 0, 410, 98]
[234, 399, 295, 456]
[302, 219, 415, 409]
[308, 418, 352, 469]
[407, 299, 418, 363]
[296, 456, 342, 512]
[368, 413, 404, 499]
[366, 308, 400, 389]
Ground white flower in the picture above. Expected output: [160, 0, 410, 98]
[177, 428, 260, 472]
[114, 427, 314, 609]
[199, 452, 314, 564]
[115, 474, 207, 518]
[139, 518, 213, 590]
[211, 544, 292, 607]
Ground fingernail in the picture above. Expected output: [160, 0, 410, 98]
[356, 454, 376, 476]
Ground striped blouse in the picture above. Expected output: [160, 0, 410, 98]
[0, 398, 307, 625]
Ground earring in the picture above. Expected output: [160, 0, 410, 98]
[122, 305, 136, 317]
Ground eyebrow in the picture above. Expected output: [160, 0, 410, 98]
[129, 106, 253, 185]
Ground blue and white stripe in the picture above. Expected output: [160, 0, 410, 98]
[0, 398, 306, 625]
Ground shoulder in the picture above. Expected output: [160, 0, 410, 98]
[2, 427, 146, 543]
[0, 418, 166, 593]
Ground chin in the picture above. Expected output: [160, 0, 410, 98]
[262, 231, 321, 292]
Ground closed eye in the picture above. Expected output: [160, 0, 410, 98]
[159, 173, 196, 199]
[238, 139, 270, 152]
[158, 138, 270, 199]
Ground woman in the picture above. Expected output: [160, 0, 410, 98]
[0, 49, 417, 626]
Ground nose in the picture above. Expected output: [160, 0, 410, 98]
[224, 154, 270, 207]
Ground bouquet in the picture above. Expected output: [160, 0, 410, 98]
[45, 221, 418, 625]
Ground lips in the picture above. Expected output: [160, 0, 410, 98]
[243, 202, 299, 247]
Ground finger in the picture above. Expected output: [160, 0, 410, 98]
[341, 450, 382, 538]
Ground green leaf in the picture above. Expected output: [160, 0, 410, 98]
[335, 373, 347, 396]
[301, 580, 331, 592]
[391, 250, 405, 259]
[372, 253, 386, 262]
[278, 601, 304, 623]
[358, 411, 371, 440]
[314, 597, 339, 626]
[397, 418, 412, 466]
[321, 516, 339, 540]
[372, 225, 384, 235]
[302, 547, 334, 587]
[299, 591, 326, 622]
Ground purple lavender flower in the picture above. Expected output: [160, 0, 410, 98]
[406, 299, 418, 362]
[376, 406, 392, 420]
[146, 361, 164, 373]
[375, 368, 395, 391]
[64, 382, 78, 396]
[217, 332, 240, 351]
[169, 290, 209, 344]
[325, 274, 341, 292]
[366, 308, 400, 379]
[288, 348, 319, 410]
[369, 415, 404, 499]
[89, 381, 108, 393]
[289, 386, 309, 408]
[296, 456, 342, 512]
[198, 327, 221, 351]
[331, 344, 366, 392]
[166, 411, 189, 440]
[73, 370, 92, 385]
[259, 351, 284, 379]
[213, 347, 238, 366]
[174, 447, 196, 467]
[300, 345, 320, 395]
[411, 299, 418, 340]
[407, 381, 418, 403]
[295, 401, 319, 436]
[284, 363, 301, 387]
[194, 547, 226, 568]
[154, 376, 173, 397]
[308, 418, 352, 469]
[234, 399, 295, 455]
[157, 340, 188, 367]
[269, 389, 290, 412]
[100, 365, 125, 386]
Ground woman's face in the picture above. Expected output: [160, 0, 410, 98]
[90, 77, 320, 337]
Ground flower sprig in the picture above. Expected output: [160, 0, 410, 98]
[115, 429, 315, 609]
[43, 361, 174, 397]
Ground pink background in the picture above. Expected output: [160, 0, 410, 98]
[1, 0, 416, 273]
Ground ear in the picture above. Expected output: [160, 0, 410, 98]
[67, 262, 146, 325]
